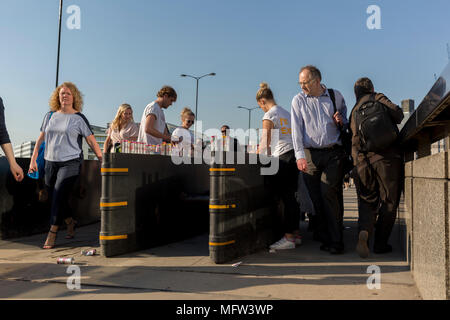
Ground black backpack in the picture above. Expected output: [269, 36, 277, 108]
[354, 94, 399, 153]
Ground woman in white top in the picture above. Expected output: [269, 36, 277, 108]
[256, 82, 301, 250]
[28, 82, 102, 249]
[104, 103, 139, 153]
[171, 107, 195, 156]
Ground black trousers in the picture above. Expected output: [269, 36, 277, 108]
[269, 150, 300, 234]
[354, 157, 403, 248]
[303, 146, 345, 248]
[45, 158, 81, 226]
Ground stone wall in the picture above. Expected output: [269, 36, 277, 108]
[403, 152, 450, 299]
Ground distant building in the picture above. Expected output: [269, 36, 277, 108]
[14, 141, 35, 158]
[401, 99, 415, 113]
[82, 124, 108, 160]
[399, 99, 444, 156]
[398, 99, 414, 131]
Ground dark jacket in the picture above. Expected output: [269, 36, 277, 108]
[350, 92, 404, 166]
[0, 97, 11, 145]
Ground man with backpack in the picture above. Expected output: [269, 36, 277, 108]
[351, 77, 404, 258]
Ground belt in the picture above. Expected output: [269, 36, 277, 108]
[307, 144, 342, 152]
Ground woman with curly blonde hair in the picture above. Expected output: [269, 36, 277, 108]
[48, 81, 84, 112]
[103, 104, 139, 153]
[29, 82, 102, 249]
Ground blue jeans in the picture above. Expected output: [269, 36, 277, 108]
[45, 158, 81, 226]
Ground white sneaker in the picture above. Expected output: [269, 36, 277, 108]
[270, 237, 296, 250]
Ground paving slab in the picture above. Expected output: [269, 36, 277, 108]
[0, 188, 422, 300]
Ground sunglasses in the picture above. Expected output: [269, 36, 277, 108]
[186, 120, 194, 124]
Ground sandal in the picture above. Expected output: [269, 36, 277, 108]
[43, 230, 57, 249]
[65, 218, 77, 239]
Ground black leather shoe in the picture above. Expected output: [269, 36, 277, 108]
[374, 244, 392, 254]
[320, 244, 330, 252]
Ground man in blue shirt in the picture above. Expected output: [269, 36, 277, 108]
[291, 65, 348, 254]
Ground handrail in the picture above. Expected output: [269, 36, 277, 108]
[400, 62, 450, 153]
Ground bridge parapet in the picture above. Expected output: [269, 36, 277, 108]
[400, 62, 450, 300]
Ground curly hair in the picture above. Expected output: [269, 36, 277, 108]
[49, 82, 84, 112]
[156, 85, 177, 100]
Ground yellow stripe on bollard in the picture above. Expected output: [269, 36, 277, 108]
[100, 235, 128, 240]
[209, 204, 236, 209]
[100, 201, 128, 207]
[209, 240, 236, 246]
[101, 168, 129, 173]
[209, 168, 236, 172]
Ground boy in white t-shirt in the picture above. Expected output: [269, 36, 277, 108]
[171, 107, 195, 157]
[138, 86, 177, 145]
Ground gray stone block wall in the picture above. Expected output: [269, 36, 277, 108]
[406, 152, 450, 299]
[412, 152, 447, 178]
[403, 175, 413, 266]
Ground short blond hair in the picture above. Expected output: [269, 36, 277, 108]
[180, 107, 195, 120]
[49, 82, 83, 112]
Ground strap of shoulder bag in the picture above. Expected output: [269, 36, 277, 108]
[328, 88, 337, 114]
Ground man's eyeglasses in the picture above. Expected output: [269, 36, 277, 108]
[186, 120, 194, 124]
[298, 78, 316, 86]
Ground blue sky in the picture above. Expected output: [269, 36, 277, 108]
[1, 0, 449, 147]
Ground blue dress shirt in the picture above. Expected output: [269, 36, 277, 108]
[291, 86, 348, 160]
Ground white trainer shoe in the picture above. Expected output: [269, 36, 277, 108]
[270, 237, 296, 250]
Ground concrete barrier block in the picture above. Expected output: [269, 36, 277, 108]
[412, 178, 448, 299]
[403, 178, 413, 265]
[412, 152, 447, 179]
[404, 178, 413, 222]
[448, 151, 450, 181]
[404, 160, 413, 178]
[448, 186, 450, 299]
[396, 195, 408, 258]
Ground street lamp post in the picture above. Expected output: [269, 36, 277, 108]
[180, 72, 216, 142]
[237, 106, 259, 145]
[55, 0, 63, 88]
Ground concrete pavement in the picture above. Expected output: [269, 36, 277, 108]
[0, 188, 422, 300]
